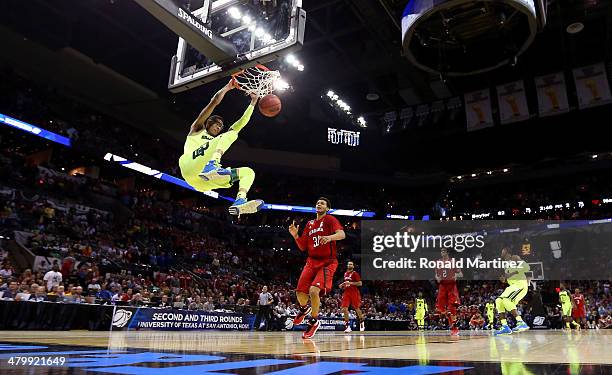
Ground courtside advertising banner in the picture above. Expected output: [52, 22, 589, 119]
[535, 72, 570, 117]
[496, 80, 530, 124]
[464, 89, 494, 131]
[361, 220, 612, 281]
[294, 318, 357, 331]
[112, 308, 255, 331]
[572, 62, 612, 109]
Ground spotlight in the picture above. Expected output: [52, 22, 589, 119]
[274, 79, 290, 91]
[285, 54, 297, 64]
[228, 7, 241, 19]
[297, 64, 304, 71]
[327, 90, 335, 98]
[503, 168, 509, 172]
[254, 28, 265, 37]
[242, 15, 252, 24]
[592, 154, 598, 159]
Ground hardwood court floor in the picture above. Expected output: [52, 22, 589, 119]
[0, 330, 612, 375]
[0, 329, 610, 365]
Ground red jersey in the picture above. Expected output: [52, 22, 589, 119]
[573, 294, 585, 310]
[435, 258, 459, 285]
[343, 270, 361, 295]
[295, 214, 343, 259]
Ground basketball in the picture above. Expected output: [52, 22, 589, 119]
[258, 94, 282, 117]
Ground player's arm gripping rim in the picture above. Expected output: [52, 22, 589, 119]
[189, 80, 236, 136]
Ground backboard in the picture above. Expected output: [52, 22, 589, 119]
[169, 0, 305, 92]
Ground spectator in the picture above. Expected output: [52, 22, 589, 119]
[43, 265, 62, 292]
[0, 262, 13, 278]
[203, 296, 215, 312]
[157, 294, 171, 308]
[2, 281, 19, 300]
[188, 295, 205, 310]
[29, 285, 47, 302]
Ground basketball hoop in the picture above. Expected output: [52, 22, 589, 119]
[231, 65, 281, 97]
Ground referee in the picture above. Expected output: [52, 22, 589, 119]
[255, 286, 274, 331]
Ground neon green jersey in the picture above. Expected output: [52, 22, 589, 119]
[505, 260, 530, 285]
[415, 298, 427, 312]
[559, 290, 572, 305]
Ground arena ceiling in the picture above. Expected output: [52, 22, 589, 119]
[1, 0, 612, 177]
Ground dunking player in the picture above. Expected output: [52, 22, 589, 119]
[495, 247, 531, 335]
[572, 288, 586, 329]
[435, 248, 463, 336]
[339, 261, 365, 333]
[415, 292, 428, 331]
[559, 284, 580, 330]
[178, 79, 263, 216]
[288, 197, 346, 339]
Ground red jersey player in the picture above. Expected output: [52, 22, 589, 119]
[435, 248, 463, 336]
[572, 288, 586, 328]
[339, 261, 365, 333]
[288, 197, 346, 339]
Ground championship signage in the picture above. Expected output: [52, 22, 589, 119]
[464, 89, 494, 131]
[530, 315, 550, 330]
[496, 80, 530, 124]
[294, 318, 356, 331]
[112, 307, 255, 331]
[573, 63, 612, 109]
[535, 72, 570, 117]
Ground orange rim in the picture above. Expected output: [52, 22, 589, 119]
[230, 64, 270, 91]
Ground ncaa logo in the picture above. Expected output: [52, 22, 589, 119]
[112, 309, 133, 327]
[533, 316, 545, 326]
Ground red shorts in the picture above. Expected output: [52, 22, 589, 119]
[296, 258, 337, 295]
[436, 283, 460, 313]
[341, 290, 361, 309]
[573, 308, 586, 319]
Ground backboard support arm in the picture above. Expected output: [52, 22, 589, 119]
[133, 0, 237, 65]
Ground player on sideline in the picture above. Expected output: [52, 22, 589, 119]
[559, 284, 580, 330]
[572, 288, 586, 329]
[435, 248, 463, 336]
[415, 292, 428, 331]
[288, 197, 346, 339]
[495, 248, 531, 335]
[178, 79, 263, 216]
[339, 261, 365, 333]
[485, 298, 496, 330]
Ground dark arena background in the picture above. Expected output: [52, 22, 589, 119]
[0, 0, 611, 374]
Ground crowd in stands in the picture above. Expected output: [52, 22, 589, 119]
[1, 68, 611, 331]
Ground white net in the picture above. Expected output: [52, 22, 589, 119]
[232, 65, 281, 97]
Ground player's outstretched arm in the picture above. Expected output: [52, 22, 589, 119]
[289, 220, 307, 251]
[228, 93, 259, 133]
[189, 79, 236, 135]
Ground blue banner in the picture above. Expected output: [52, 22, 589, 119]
[112, 307, 255, 331]
[0, 112, 72, 147]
